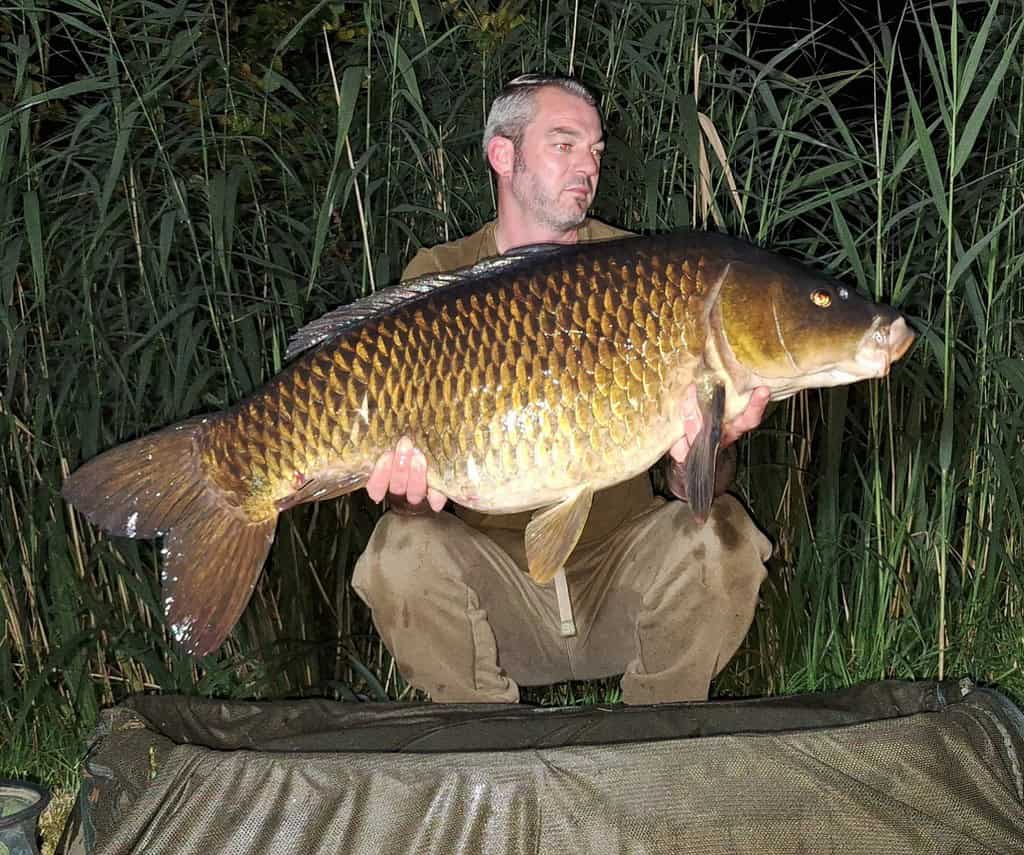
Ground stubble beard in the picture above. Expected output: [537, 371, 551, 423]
[511, 149, 591, 232]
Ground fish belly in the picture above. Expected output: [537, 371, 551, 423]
[423, 375, 693, 514]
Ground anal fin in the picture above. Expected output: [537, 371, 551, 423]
[276, 471, 368, 511]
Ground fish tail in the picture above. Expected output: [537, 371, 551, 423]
[63, 419, 276, 657]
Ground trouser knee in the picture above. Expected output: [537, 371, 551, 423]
[351, 511, 457, 609]
[708, 494, 773, 564]
[619, 495, 770, 704]
[350, 510, 520, 702]
[650, 494, 771, 592]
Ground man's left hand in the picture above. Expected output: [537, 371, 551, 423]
[665, 385, 770, 501]
[668, 385, 771, 464]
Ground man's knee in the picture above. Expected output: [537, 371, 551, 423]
[351, 511, 459, 607]
[709, 494, 772, 560]
[617, 496, 770, 704]
[636, 495, 770, 608]
[706, 495, 772, 601]
[350, 510, 521, 702]
[660, 494, 771, 572]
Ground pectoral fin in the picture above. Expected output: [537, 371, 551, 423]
[525, 485, 594, 585]
[685, 382, 726, 522]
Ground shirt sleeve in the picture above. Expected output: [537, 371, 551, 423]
[400, 248, 442, 282]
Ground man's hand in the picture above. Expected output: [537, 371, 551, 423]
[668, 385, 771, 464]
[665, 385, 770, 502]
[366, 436, 448, 514]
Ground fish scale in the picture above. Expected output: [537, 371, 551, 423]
[202, 246, 685, 514]
[63, 231, 914, 655]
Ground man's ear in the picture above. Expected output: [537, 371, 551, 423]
[486, 136, 515, 178]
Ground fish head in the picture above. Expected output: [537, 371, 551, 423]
[715, 261, 915, 398]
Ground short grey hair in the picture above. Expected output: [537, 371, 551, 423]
[482, 74, 599, 156]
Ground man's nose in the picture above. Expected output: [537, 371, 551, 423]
[576, 150, 600, 177]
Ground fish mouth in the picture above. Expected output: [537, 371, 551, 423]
[730, 313, 915, 401]
[855, 314, 915, 377]
[888, 316, 915, 361]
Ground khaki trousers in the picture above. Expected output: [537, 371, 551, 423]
[351, 495, 771, 704]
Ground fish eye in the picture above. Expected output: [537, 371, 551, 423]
[810, 289, 832, 308]
[838, 287, 849, 300]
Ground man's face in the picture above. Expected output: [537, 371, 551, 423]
[509, 87, 605, 232]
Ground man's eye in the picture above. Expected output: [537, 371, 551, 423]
[555, 142, 572, 152]
[592, 148, 604, 158]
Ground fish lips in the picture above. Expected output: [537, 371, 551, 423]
[852, 314, 915, 378]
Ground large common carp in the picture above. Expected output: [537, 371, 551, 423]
[64, 231, 914, 656]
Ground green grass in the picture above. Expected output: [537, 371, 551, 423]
[1, 0, 1022, 804]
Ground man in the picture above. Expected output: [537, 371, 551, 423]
[351, 74, 772, 704]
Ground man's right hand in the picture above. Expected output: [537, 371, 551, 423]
[366, 436, 448, 514]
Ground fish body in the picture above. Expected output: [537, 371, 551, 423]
[64, 231, 914, 655]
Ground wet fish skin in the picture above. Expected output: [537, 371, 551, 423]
[202, 240, 704, 516]
[63, 231, 914, 656]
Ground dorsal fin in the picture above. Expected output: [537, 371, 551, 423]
[284, 243, 576, 361]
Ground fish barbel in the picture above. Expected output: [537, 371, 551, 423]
[63, 231, 914, 655]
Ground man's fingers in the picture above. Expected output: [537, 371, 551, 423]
[753, 385, 771, 408]
[673, 383, 770, 460]
[668, 435, 691, 464]
[405, 450, 428, 506]
[426, 487, 447, 512]
[681, 384, 701, 444]
[366, 438, 446, 512]
[723, 386, 771, 446]
[389, 436, 413, 496]
[366, 451, 393, 503]
[668, 385, 701, 463]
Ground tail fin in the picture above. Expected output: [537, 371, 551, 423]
[63, 420, 276, 657]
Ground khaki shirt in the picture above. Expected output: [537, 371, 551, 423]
[401, 218, 655, 546]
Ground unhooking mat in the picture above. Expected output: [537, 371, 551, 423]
[57, 679, 1024, 854]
